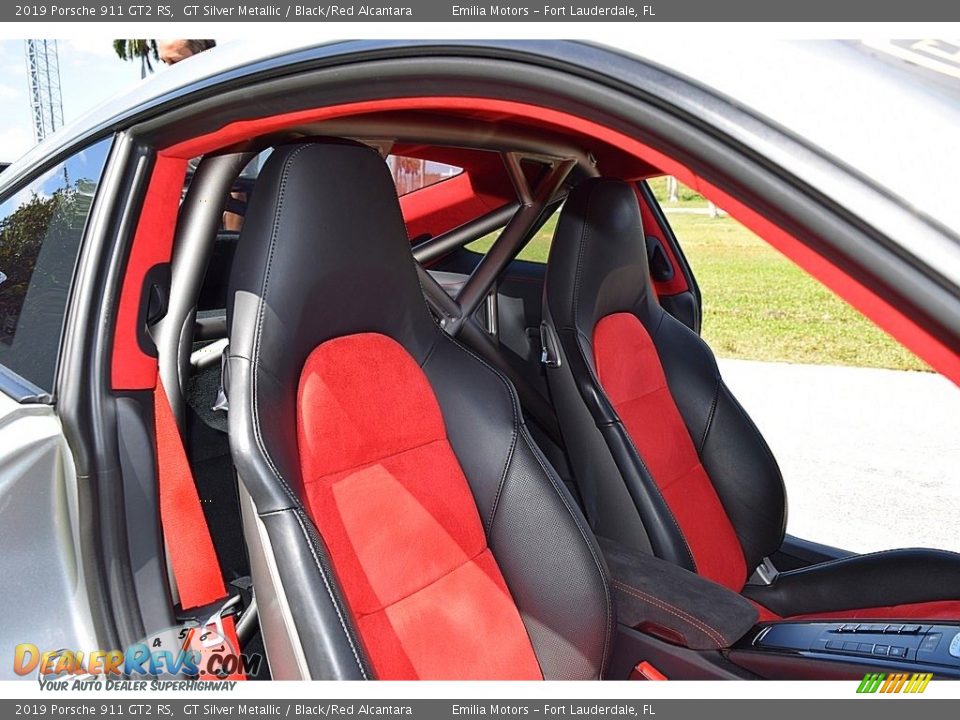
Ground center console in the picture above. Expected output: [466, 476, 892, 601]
[728, 621, 960, 679]
[599, 536, 960, 680]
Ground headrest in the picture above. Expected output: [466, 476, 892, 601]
[545, 178, 657, 332]
[228, 139, 439, 382]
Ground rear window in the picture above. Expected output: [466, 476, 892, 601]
[387, 156, 462, 195]
[0, 139, 111, 394]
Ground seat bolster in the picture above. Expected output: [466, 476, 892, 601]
[421, 333, 520, 527]
[596, 420, 698, 573]
[548, 318, 696, 574]
[256, 508, 374, 679]
[489, 429, 615, 679]
[424, 332, 614, 679]
[651, 310, 787, 573]
[742, 548, 960, 618]
[698, 381, 787, 571]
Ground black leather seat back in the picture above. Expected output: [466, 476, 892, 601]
[544, 178, 787, 583]
[226, 141, 613, 679]
[227, 140, 438, 512]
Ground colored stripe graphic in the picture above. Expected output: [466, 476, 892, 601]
[857, 673, 885, 693]
[859, 672, 932, 694]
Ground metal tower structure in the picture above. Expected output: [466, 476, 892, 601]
[24, 40, 64, 143]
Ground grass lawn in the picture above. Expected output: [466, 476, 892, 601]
[671, 213, 927, 371]
[646, 176, 709, 208]
[467, 211, 927, 372]
[466, 218, 555, 263]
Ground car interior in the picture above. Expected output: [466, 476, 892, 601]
[107, 95, 960, 681]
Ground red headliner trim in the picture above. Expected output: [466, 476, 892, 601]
[111, 96, 959, 390]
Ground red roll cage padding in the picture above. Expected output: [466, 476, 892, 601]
[111, 96, 960, 391]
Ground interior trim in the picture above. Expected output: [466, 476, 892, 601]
[239, 482, 311, 680]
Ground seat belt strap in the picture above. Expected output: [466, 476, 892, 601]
[154, 380, 245, 680]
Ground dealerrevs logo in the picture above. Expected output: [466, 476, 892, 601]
[14, 622, 260, 687]
[857, 672, 933, 694]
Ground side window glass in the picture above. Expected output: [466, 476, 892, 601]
[662, 174, 959, 554]
[0, 139, 111, 394]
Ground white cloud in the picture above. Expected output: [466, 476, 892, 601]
[0, 124, 35, 163]
[0, 40, 21, 63]
[63, 38, 117, 61]
[0, 83, 21, 101]
[0, 39, 142, 164]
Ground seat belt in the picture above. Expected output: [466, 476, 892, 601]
[154, 380, 246, 680]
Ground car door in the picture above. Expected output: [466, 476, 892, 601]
[0, 140, 112, 677]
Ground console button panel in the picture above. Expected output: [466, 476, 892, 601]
[752, 622, 960, 672]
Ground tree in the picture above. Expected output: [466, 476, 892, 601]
[112, 39, 159, 79]
[0, 182, 92, 345]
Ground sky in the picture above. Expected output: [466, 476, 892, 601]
[0, 39, 150, 162]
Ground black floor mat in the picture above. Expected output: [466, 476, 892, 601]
[186, 355, 228, 436]
[185, 362, 273, 677]
[185, 362, 247, 582]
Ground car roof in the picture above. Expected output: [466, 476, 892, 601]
[3, 39, 958, 234]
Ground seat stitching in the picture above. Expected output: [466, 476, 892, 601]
[654, 462, 708, 495]
[353, 547, 491, 620]
[487, 430, 518, 534]
[521, 427, 615, 678]
[698, 374, 721, 455]
[292, 509, 369, 678]
[303, 437, 448, 486]
[249, 144, 310, 507]
[569, 182, 597, 330]
[608, 382, 672, 409]
[613, 579, 725, 648]
[611, 579, 726, 648]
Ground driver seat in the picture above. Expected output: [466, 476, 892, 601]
[225, 140, 614, 679]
